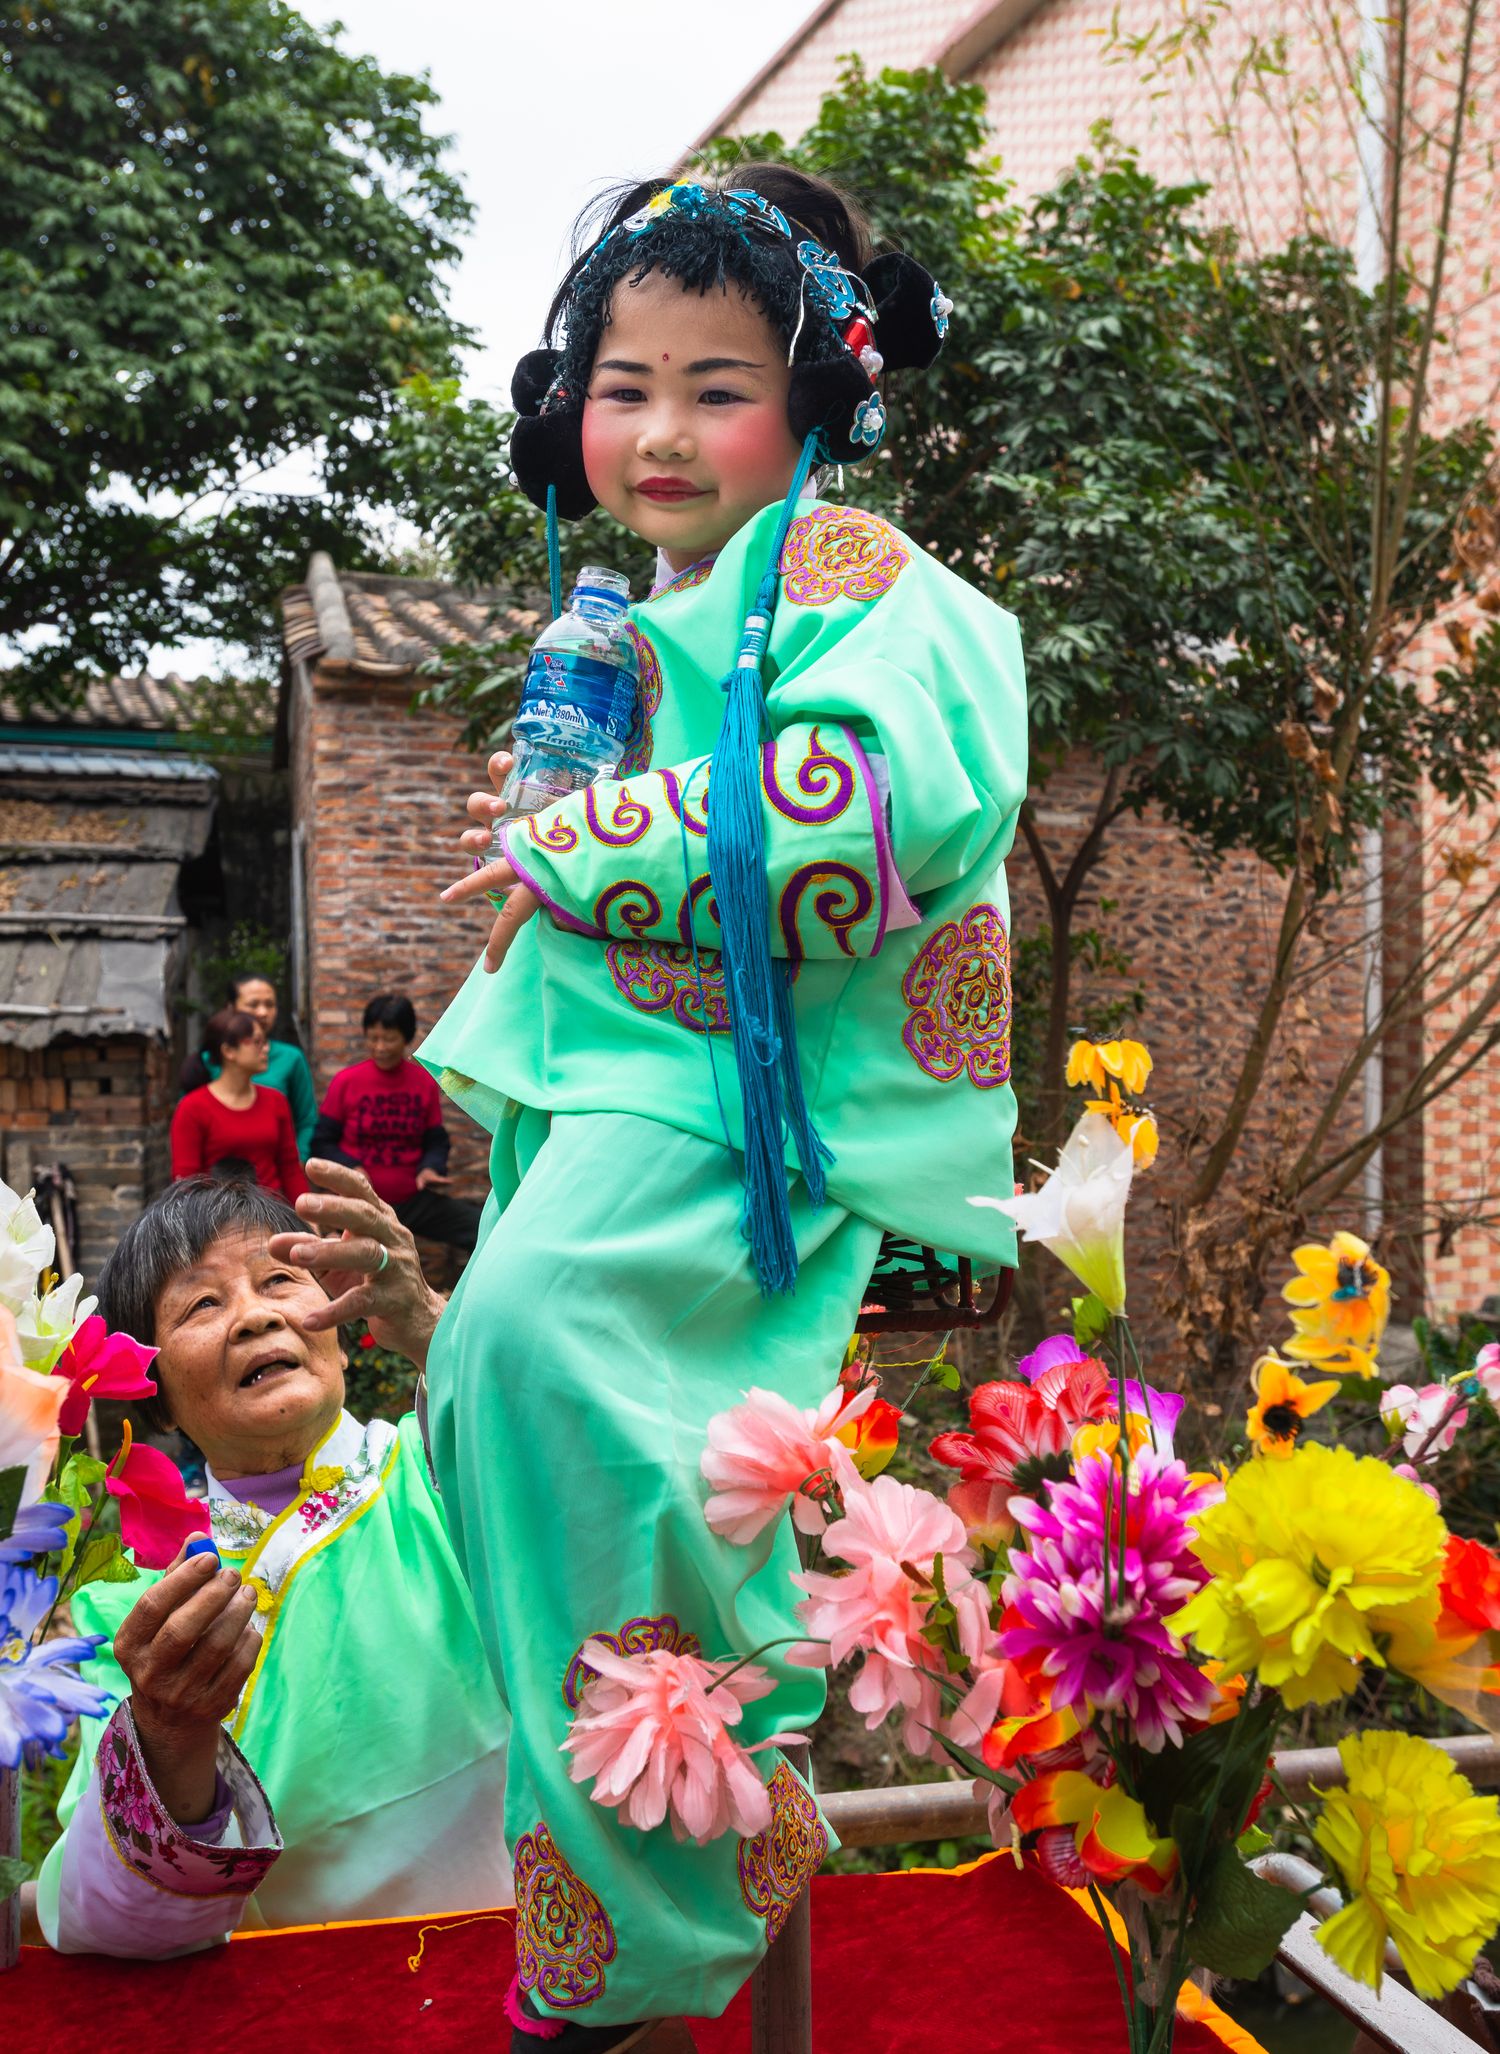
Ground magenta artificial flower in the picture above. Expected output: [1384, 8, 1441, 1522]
[1000, 1451, 1219, 1752]
[791, 1472, 989, 1755]
[54, 1316, 157, 1438]
[105, 1439, 209, 1570]
[1016, 1334, 1091, 1384]
[562, 1641, 784, 1844]
[701, 1382, 873, 1544]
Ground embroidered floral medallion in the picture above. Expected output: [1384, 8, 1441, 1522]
[618, 625, 663, 775]
[780, 507, 909, 607]
[562, 1611, 705, 1708]
[604, 940, 729, 1035]
[738, 1761, 828, 1941]
[900, 903, 1012, 1088]
[512, 1821, 618, 2011]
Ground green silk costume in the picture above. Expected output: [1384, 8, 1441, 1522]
[39, 1413, 511, 1939]
[418, 499, 1027, 2025]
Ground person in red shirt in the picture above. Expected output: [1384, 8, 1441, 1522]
[310, 993, 483, 1254]
[170, 1009, 308, 1199]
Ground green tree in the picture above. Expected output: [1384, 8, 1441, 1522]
[0, 0, 472, 704]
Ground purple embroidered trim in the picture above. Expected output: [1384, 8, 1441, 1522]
[618, 626, 662, 774]
[659, 763, 710, 837]
[513, 1822, 617, 2012]
[900, 902, 1012, 1088]
[761, 725, 856, 826]
[646, 555, 716, 602]
[97, 1700, 280, 1899]
[605, 941, 729, 1035]
[582, 784, 652, 847]
[780, 507, 910, 606]
[594, 878, 663, 938]
[561, 1612, 705, 1709]
[499, 822, 607, 940]
[738, 1761, 828, 1941]
[676, 872, 719, 949]
[526, 811, 580, 856]
[777, 861, 875, 970]
[838, 722, 896, 956]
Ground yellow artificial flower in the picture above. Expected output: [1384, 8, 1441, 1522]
[1244, 1353, 1339, 1458]
[1066, 1038, 1153, 1098]
[1313, 1731, 1500, 1998]
[1170, 1443, 1445, 1707]
[1283, 1231, 1391, 1366]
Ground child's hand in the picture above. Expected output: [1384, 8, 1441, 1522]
[441, 747, 540, 971]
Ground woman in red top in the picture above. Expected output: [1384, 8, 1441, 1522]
[170, 1008, 308, 1199]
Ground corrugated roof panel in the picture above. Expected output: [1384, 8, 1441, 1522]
[0, 745, 217, 781]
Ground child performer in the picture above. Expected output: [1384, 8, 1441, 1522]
[424, 167, 1027, 2051]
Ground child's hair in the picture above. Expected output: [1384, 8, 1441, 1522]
[204, 1006, 260, 1063]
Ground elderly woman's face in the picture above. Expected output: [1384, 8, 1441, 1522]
[151, 1229, 345, 1473]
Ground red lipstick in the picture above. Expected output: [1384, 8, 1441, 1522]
[635, 476, 708, 503]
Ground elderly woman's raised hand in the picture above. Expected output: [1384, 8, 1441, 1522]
[268, 1160, 448, 1369]
[114, 1549, 261, 1824]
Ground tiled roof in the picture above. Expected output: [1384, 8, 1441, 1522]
[281, 554, 533, 681]
[0, 671, 275, 745]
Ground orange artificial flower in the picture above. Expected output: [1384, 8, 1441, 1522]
[1283, 1231, 1391, 1368]
[834, 1396, 903, 1480]
[1245, 1353, 1339, 1457]
[1011, 1771, 1177, 1895]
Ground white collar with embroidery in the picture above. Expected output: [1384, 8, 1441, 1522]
[207, 1410, 397, 1563]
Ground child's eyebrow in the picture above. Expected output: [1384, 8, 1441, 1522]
[592, 356, 764, 376]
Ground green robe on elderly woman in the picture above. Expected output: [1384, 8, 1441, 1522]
[419, 498, 1027, 2026]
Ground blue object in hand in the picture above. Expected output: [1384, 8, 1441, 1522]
[185, 1534, 221, 1566]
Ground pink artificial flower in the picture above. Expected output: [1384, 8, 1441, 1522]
[791, 1472, 989, 1755]
[1393, 1462, 1443, 1506]
[562, 1641, 785, 1844]
[54, 1317, 157, 1438]
[1380, 1382, 1467, 1465]
[701, 1382, 873, 1544]
[105, 1435, 209, 1569]
[1474, 1342, 1500, 1408]
[930, 1358, 1112, 1503]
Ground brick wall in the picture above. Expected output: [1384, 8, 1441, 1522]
[0, 1039, 167, 1289]
[294, 662, 491, 1201]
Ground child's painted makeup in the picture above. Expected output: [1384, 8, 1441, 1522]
[581, 271, 805, 572]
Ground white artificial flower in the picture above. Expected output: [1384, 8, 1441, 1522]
[0, 1180, 55, 1317]
[970, 1111, 1135, 1315]
[17, 1272, 97, 1375]
[0, 1307, 66, 1505]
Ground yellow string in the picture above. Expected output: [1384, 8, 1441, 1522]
[406, 1908, 514, 1973]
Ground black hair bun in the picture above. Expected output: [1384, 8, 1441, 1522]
[789, 355, 882, 466]
[867, 252, 946, 373]
[512, 348, 563, 416]
[509, 411, 597, 519]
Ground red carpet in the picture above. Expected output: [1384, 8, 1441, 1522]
[11, 1856, 1261, 2052]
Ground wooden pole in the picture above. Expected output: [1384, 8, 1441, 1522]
[1, 1765, 20, 1971]
[751, 1739, 814, 2054]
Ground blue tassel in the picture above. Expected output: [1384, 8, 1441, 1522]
[705, 434, 834, 1294]
[546, 485, 562, 620]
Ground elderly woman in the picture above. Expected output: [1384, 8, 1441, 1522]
[36, 1166, 509, 1956]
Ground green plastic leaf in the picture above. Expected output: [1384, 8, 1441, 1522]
[1236, 1824, 1274, 1857]
[73, 1533, 139, 1592]
[929, 1351, 961, 1392]
[0, 1856, 33, 1901]
[0, 1463, 25, 1539]
[1072, 1294, 1112, 1346]
[1185, 1845, 1303, 1980]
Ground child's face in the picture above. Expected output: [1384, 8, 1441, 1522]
[582, 270, 804, 570]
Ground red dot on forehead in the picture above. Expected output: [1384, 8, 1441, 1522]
[662, 352, 669, 362]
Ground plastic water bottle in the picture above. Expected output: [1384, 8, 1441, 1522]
[489, 566, 639, 854]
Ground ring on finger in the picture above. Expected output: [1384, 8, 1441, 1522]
[375, 1245, 390, 1274]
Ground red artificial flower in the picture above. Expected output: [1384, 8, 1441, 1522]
[54, 1316, 157, 1438]
[930, 1358, 1112, 1500]
[105, 1424, 209, 1569]
[834, 1396, 903, 1480]
[359, 1334, 375, 1350]
[1439, 1534, 1500, 1634]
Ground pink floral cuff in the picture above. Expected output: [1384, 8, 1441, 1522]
[98, 1699, 282, 1898]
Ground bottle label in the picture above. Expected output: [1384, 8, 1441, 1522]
[517, 649, 636, 746]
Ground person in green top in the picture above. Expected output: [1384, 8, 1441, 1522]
[427, 169, 1025, 2052]
[180, 971, 317, 1156]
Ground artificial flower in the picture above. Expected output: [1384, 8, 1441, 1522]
[0, 1180, 54, 1318]
[1245, 1353, 1338, 1458]
[1474, 1340, 1500, 1407]
[104, 1429, 210, 1569]
[1282, 1230, 1390, 1368]
[981, 1661, 1086, 1774]
[0, 1326, 67, 1507]
[1001, 1451, 1220, 1751]
[1011, 1770, 1177, 1895]
[1437, 1535, 1500, 1635]
[1171, 1443, 1444, 1706]
[0, 1498, 71, 1562]
[973, 1113, 1134, 1314]
[1065, 1039, 1153, 1098]
[833, 1394, 903, 1480]
[16, 1273, 97, 1376]
[930, 1357, 1112, 1515]
[1393, 1461, 1442, 1505]
[1015, 1333, 1091, 1384]
[1313, 1731, 1500, 1998]
[53, 1315, 158, 1438]
[791, 1472, 988, 1754]
[700, 1382, 874, 1544]
[0, 1562, 109, 1767]
[1072, 1379, 1183, 1466]
[1380, 1382, 1467, 1465]
[562, 1640, 783, 1844]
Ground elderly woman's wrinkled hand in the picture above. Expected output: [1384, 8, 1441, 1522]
[269, 1161, 447, 1368]
[114, 1549, 261, 1822]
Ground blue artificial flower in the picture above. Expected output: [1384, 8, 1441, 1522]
[0, 1498, 70, 1563]
[0, 1563, 110, 1769]
[931, 284, 954, 340]
[850, 393, 887, 451]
